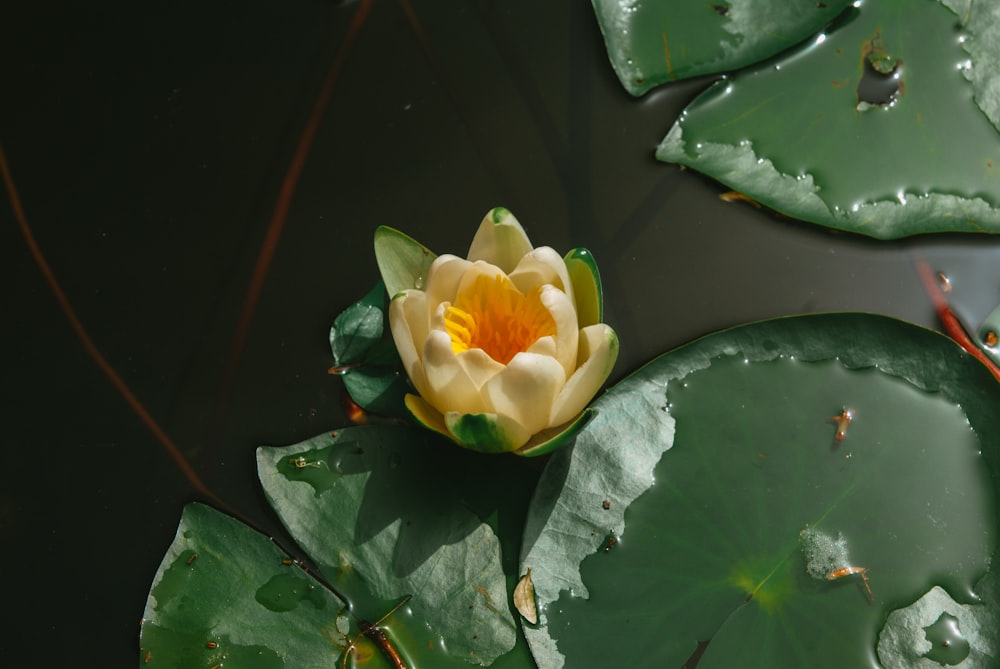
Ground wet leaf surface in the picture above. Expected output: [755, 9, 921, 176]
[520, 313, 1000, 668]
[143, 426, 544, 668]
[139, 503, 345, 668]
[592, 0, 854, 95]
[654, 0, 1000, 237]
[258, 425, 543, 667]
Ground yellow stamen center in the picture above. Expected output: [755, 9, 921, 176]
[444, 274, 556, 364]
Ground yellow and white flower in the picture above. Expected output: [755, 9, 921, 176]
[375, 207, 618, 455]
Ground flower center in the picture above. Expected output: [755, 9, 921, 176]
[444, 274, 556, 364]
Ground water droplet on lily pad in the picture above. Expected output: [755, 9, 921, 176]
[922, 613, 971, 665]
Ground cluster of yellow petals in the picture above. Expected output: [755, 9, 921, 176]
[444, 274, 556, 365]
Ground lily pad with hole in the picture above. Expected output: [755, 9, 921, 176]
[519, 313, 1000, 668]
[655, 0, 1000, 238]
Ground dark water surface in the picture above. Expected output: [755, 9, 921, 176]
[4, 0, 1000, 666]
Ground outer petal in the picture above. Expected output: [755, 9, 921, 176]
[444, 411, 533, 453]
[548, 324, 619, 427]
[467, 207, 533, 273]
[397, 289, 431, 359]
[538, 285, 579, 379]
[483, 352, 566, 436]
[509, 246, 575, 307]
[424, 255, 473, 308]
[422, 330, 492, 415]
[405, 393, 451, 441]
[388, 291, 431, 399]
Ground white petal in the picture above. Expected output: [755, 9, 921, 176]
[526, 335, 557, 358]
[549, 324, 619, 426]
[422, 330, 491, 415]
[453, 260, 507, 296]
[424, 255, 472, 308]
[467, 207, 533, 273]
[483, 352, 566, 435]
[539, 285, 579, 379]
[456, 348, 505, 390]
[399, 289, 430, 359]
[388, 292, 430, 398]
[550, 323, 618, 425]
[509, 246, 574, 307]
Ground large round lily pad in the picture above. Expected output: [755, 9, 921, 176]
[520, 313, 1000, 668]
[656, 0, 1000, 238]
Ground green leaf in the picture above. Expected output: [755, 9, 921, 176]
[330, 282, 387, 367]
[520, 313, 1000, 668]
[591, 0, 854, 95]
[330, 282, 411, 418]
[341, 360, 410, 418]
[139, 503, 346, 668]
[374, 226, 437, 298]
[257, 425, 543, 667]
[656, 0, 1000, 238]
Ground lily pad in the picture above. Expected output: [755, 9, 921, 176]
[139, 503, 346, 668]
[520, 313, 1000, 668]
[257, 425, 542, 667]
[142, 425, 543, 668]
[656, 0, 1000, 238]
[591, 0, 853, 95]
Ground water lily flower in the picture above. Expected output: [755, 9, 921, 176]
[374, 207, 618, 455]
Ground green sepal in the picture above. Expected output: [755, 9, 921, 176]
[563, 248, 603, 327]
[373, 225, 437, 298]
[445, 412, 529, 454]
[330, 281, 410, 418]
[329, 281, 386, 366]
[515, 408, 597, 458]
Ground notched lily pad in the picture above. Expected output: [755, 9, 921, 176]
[139, 503, 345, 668]
[591, 0, 853, 95]
[258, 425, 543, 667]
[656, 0, 1000, 238]
[520, 314, 1000, 668]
